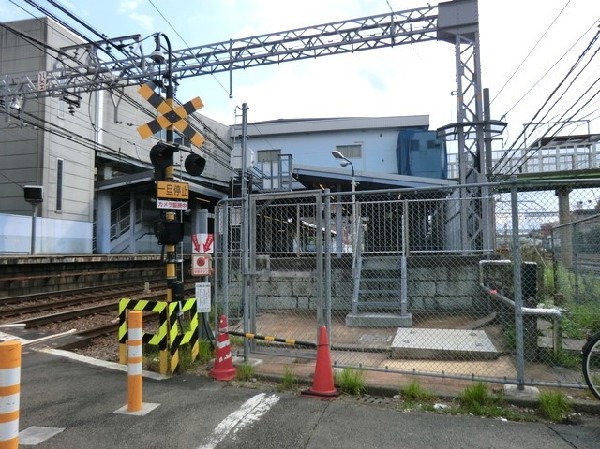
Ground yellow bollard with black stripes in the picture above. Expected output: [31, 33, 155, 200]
[118, 298, 199, 375]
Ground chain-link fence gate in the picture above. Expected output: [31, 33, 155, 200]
[215, 178, 600, 392]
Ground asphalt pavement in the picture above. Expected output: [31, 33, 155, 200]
[4, 338, 599, 449]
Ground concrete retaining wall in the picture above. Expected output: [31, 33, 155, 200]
[223, 255, 485, 314]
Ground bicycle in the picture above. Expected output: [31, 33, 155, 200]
[582, 330, 600, 400]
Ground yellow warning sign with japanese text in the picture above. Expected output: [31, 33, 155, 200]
[156, 181, 189, 200]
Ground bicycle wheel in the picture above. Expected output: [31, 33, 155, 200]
[582, 331, 600, 400]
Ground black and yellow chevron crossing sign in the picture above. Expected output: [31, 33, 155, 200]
[137, 81, 205, 148]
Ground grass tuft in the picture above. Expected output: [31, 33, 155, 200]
[335, 368, 366, 395]
[538, 390, 571, 422]
[401, 381, 434, 401]
[197, 339, 215, 364]
[278, 366, 298, 392]
[459, 382, 494, 409]
[236, 363, 254, 382]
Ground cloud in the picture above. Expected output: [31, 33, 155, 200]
[118, 0, 143, 13]
[127, 13, 155, 31]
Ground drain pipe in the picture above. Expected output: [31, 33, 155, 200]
[479, 260, 562, 356]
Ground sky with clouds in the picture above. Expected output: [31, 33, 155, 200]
[1, 0, 599, 152]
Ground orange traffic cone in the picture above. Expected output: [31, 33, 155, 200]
[302, 325, 339, 398]
[210, 315, 236, 381]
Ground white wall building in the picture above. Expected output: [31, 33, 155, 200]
[1, 18, 230, 254]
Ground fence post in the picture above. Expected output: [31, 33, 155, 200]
[510, 176, 525, 390]
[316, 193, 324, 327]
[219, 201, 230, 320]
[0, 340, 21, 449]
[573, 220, 580, 304]
[401, 199, 410, 320]
[324, 190, 332, 333]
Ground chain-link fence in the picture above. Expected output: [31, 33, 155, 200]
[215, 178, 600, 391]
[549, 213, 600, 305]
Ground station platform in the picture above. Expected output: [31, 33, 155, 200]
[0, 253, 169, 297]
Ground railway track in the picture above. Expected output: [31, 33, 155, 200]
[1, 281, 197, 356]
[0, 281, 165, 317]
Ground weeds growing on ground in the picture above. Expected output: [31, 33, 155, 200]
[278, 366, 298, 392]
[236, 363, 254, 382]
[459, 382, 495, 409]
[176, 347, 197, 373]
[454, 383, 518, 419]
[197, 339, 214, 363]
[335, 368, 366, 395]
[399, 381, 434, 409]
[538, 390, 571, 422]
[142, 344, 160, 371]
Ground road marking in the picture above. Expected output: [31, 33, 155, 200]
[197, 393, 279, 449]
[37, 348, 168, 381]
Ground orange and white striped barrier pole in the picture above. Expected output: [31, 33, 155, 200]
[0, 340, 21, 449]
[127, 311, 143, 412]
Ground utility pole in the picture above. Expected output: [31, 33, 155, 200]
[240, 103, 250, 361]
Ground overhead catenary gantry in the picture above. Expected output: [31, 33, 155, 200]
[1, 0, 488, 250]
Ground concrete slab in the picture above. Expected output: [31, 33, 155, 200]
[391, 328, 499, 360]
[113, 402, 160, 416]
[19, 426, 65, 445]
[503, 384, 540, 401]
[233, 356, 263, 368]
[383, 355, 517, 378]
[346, 312, 413, 327]
[209, 356, 263, 368]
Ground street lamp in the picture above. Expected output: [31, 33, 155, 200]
[332, 151, 356, 256]
[23, 185, 43, 254]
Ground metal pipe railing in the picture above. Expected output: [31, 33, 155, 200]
[478, 260, 562, 356]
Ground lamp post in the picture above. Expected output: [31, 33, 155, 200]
[332, 150, 359, 311]
[23, 186, 43, 254]
[332, 151, 356, 254]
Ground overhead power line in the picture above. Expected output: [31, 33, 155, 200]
[1, 4, 234, 173]
[491, 25, 600, 178]
[492, 0, 573, 106]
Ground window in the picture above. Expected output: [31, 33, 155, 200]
[335, 144, 361, 159]
[542, 156, 556, 172]
[56, 159, 63, 211]
[559, 155, 572, 171]
[427, 139, 442, 149]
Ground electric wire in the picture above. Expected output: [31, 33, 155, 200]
[144, 0, 285, 159]
[3, 2, 235, 174]
[491, 25, 600, 178]
[145, 0, 233, 106]
[491, 0, 572, 106]
[39, 0, 235, 163]
[497, 19, 598, 122]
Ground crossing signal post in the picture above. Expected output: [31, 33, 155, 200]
[138, 33, 207, 374]
[150, 141, 206, 303]
[150, 142, 175, 181]
[150, 141, 184, 303]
